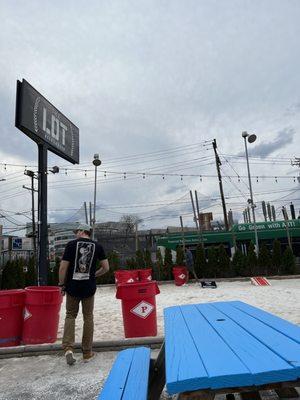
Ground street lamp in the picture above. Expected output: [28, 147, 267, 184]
[242, 131, 259, 253]
[92, 154, 101, 240]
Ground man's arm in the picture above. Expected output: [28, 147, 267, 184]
[59, 260, 70, 286]
[95, 259, 110, 278]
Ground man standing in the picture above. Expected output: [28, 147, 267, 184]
[59, 224, 109, 366]
[184, 248, 200, 284]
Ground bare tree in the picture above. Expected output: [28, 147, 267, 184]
[119, 214, 143, 235]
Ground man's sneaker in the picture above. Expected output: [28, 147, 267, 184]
[65, 350, 76, 366]
[83, 352, 95, 363]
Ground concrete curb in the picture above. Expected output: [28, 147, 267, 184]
[0, 336, 164, 359]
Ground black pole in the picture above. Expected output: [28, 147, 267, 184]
[194, 190, 204, 248]
[84, 201, 88, 224]
[212, 139, 229, 230]
[189, 190, 199, 230]
[38, 144, 48, 286]
[31, 174, 37, 274]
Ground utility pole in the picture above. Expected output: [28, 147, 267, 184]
[212, 139, 229, 230]
[282, 206, 292, 250]
[84, 201, 88, 224]
[194, 190, 204, 248]
[23, 170, 38, 275]
[89, 202, 92, 226]
[189, 190, 199, 230]
[135, 221, 139, 251]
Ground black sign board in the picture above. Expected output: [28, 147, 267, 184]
[15, 79, 79, 164]
[201, 280, 217, 289]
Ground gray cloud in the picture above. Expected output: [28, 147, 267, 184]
[235, 128, 296, 159]
[246, 128, 295, 158]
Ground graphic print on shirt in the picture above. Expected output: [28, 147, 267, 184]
[73, 241, 95, 280]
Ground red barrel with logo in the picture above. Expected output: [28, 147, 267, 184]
[114, 270, 139, 286]
[138, 268, 152, 282]
[22, 286, 62, 345]
[0, 289, 25, 347]
[172, 266, 188, 286]
[116, 281, 160, 338]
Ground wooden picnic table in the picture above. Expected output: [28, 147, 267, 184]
[148, 300, 300, 399]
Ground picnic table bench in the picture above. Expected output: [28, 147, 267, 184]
[99, 301, 300, 399]
[98, 346, 151, 400]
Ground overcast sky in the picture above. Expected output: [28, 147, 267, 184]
[0, 0, 299, 233]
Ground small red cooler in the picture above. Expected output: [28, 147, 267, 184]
[0, 289, 25, 347]
[138, 268, 152, 282]
[22, 286, 62, 345]
[116, 281, 160, 338]
[172, 266, 188, 286]
[114, 270, 139, 286]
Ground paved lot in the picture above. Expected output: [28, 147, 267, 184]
[0, 351, 299, 400]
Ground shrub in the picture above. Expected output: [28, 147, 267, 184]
[281, 247, 296, 275]
[194, 244, 206, 278]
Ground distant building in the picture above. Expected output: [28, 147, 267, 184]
[0, 235, 34, 266]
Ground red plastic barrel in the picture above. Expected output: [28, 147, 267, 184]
[172, 266, 188, 286]
[22, 286, 62, 345]
[0, 289, 25, 347]
[114, 270, 139, 286]
[138, 268, 152, 282]
[116, 281, 160, 338]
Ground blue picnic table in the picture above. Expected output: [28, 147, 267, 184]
[162, 300, 300, 399]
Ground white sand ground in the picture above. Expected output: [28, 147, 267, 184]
[1, 278, 299, 400]
[58, 278, 300, 342]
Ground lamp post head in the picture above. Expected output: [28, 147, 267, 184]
[24, 169, 35, 178]
[247, 134, 257, 143]
[50, 166, 59, 174]
[93, 154, 101, 167]
[242, 131, 249, 138]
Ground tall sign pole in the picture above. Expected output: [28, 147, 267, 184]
[38, 144, 48, 285]
[16, 79, 79, 285]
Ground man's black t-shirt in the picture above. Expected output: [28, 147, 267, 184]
[62, 238, 106, 298]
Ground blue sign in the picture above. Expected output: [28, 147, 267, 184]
[12, 238, 22, 250]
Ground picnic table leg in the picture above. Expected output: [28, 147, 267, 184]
[147, 342, 165, 400]
[177, 391, 215, 399]
[240, 391, 262, 400]
[275, 387, 299, 398]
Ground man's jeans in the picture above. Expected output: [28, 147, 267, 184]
[62, 294, 94, 354]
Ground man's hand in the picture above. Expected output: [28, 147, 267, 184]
[95, 259, 110, 278]
[58, 284, 66, 296]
